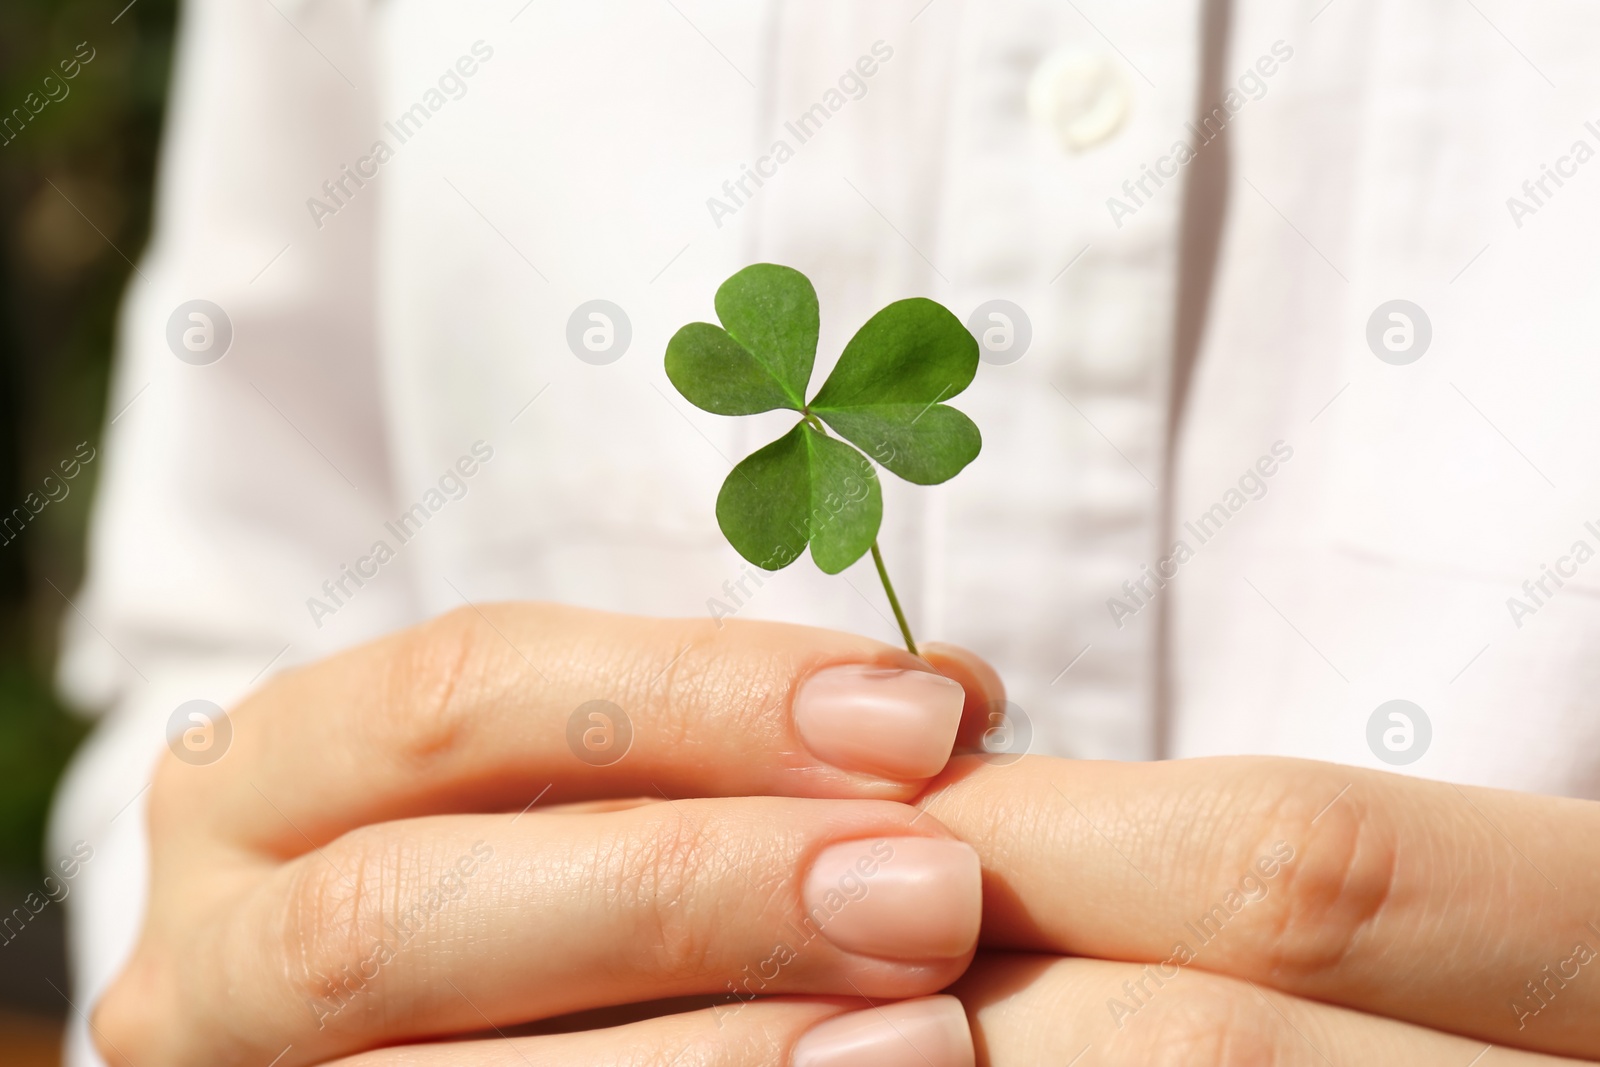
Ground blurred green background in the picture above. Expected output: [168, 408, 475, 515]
[0, 0, 176, 1043]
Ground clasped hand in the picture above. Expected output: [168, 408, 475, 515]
[92, 606, 1600, 1066]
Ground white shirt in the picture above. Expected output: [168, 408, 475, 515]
[49, 2, 1600, 1062]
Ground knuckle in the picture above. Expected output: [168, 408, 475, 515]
[91, 952, 173, 1067]
[383, 606, 494, 767]
[144, 750, 191, 840]
[275, 830, 405, 1008]
[272, 828, 487, 1029]
[145, 694, 253, 838]
[609, 809, 727, 979]
[1113, 979, 1284, 1067]
[1231, 766, 1399, 985]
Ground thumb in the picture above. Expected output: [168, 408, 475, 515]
[919, 642, 1007, 753]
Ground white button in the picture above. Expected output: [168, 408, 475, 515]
[1027, 48, 1130, 152]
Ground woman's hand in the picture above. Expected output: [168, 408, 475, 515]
[922, 756, 1600, 1064]
[91, 604, 997, 1067]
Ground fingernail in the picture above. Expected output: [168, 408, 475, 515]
[802, 837, 981, 961]
[793, 665, 965, 780]
[792, 995, 974, 1067]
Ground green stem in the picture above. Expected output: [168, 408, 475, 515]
[803, 412, 918, 655]
[870, 540, 919, 657]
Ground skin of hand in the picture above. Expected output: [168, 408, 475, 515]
[89, 604, 1000, 1067]
[918, 754, 1600, 1065]
[100, 604, 1599, 1067]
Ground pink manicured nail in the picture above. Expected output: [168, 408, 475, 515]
[792, 996, 975, 1067]
[802, 837, 981, 961]
[793, 665, 965, 780]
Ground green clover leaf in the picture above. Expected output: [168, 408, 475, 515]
[810, 297, 981, 485]
[664, 264, 816, 413]
[664, 263, 986, 653]
[714, 422, 882, 575]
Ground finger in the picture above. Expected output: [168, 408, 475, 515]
[918, 643, 1007, 753]
[954, 953, 1580, 1067]
[324, 996, 975, 1067]
[161, 604, 970, 852]
[104, 798, 982, 1066]
[918, 757, 1600, 1059]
